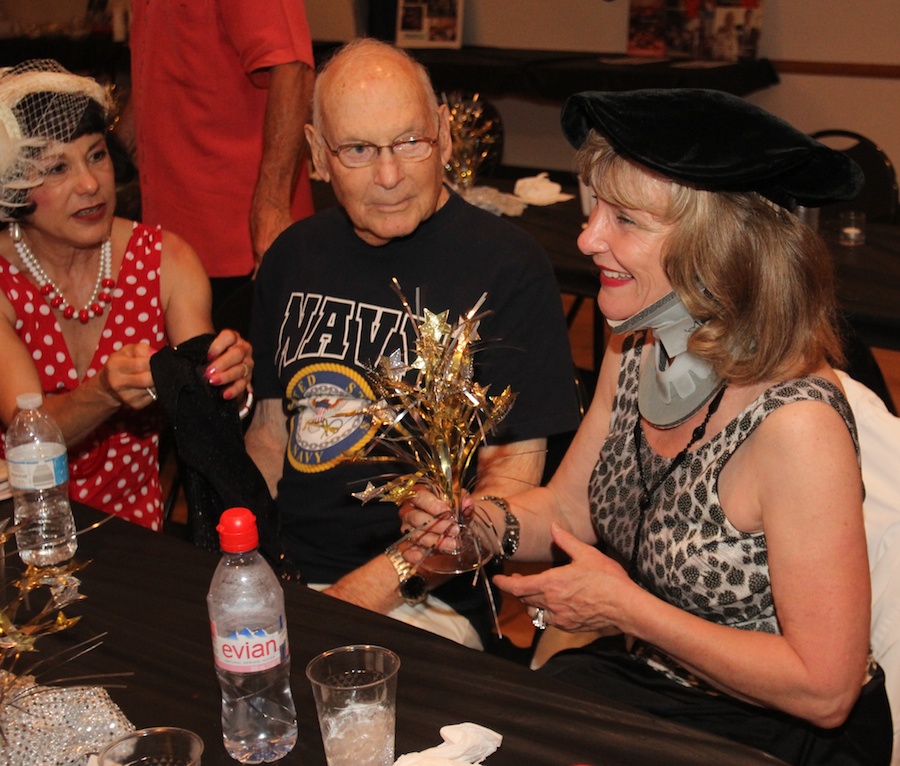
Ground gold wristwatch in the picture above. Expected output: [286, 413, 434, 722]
[385, 544, 428, 605]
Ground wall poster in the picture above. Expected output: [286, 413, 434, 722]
[396, 0, 464, 49]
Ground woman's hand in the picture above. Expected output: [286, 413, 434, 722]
[494, 524, 635, 634]
[98, 342, 158, 409]
[203, 329, 253, 401]
[398, 489, 473, 563]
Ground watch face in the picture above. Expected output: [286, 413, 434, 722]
[400, 574, 428, 604]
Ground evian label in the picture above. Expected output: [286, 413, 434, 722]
[211, 615, 289, 673]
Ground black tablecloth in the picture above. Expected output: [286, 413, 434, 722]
[314, 43, 779, 100]
[18, 505, 783, 765]
[824, 221, 900, 351]
[0, 37, 778, 102]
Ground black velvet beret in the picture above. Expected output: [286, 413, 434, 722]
[561, 88, 863, 210]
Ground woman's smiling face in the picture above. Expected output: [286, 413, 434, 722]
[577, 169, 677, 323]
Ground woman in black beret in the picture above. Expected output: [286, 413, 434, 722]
[404, 89, 892, 765]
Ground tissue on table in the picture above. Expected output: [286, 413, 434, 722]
[393, 722, 502, 765]
[460, 186, 527, 217]
[513, 172, 575, 206]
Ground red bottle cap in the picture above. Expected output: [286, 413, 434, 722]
[217, 507, 259, 553]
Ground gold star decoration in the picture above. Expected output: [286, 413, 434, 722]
[345, 282, 516, 515]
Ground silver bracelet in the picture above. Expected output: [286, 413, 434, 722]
[481, 495, 520, 559]
[238, 385, 254, 420]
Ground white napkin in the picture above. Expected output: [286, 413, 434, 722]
[513, 172, 575, 206]
[393, 722, 502, 765]
[461, 186, 528, 217]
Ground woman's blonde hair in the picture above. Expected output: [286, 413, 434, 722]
[576, 131, 844, 385]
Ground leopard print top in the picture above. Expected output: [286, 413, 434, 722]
[589, 333, 859, 637]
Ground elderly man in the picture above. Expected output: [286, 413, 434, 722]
[246, 38, 580, 649]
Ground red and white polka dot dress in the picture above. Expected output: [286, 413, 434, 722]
[0, 223, 167, 530]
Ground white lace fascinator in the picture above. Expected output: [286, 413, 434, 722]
[0, 59, 111, 222]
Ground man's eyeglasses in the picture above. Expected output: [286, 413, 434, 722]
[322, 136, 439, 168]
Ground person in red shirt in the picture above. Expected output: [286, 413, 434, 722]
[129, 0, 316, 312]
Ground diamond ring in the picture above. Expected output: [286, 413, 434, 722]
[532, 607, 546, 630]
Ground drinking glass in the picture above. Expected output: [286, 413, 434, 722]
[98, 727, 203, 766]
[306, 645, 400, 766]
[839, 210, 866, 246]
[794, 205, 820, 231]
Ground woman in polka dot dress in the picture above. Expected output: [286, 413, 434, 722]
[0, 60, 253, 531]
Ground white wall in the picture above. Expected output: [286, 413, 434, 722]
[3, 0, 87, 26]
[305, 0, 363, 42]
[461, 0, 900, 176]
[749, 1, 900, 175]
[746, 76, 900, 175]
[462, 0, 627, 53]
[760, 2, 900, 65]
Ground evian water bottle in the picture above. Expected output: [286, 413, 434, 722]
[207, 507, 297, 763]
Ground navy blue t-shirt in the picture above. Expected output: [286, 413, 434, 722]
[251, 192, 580, 632]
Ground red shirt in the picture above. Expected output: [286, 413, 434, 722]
[130, 0, 315, 278]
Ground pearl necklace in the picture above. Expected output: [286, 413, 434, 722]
[8, 223, 115, 323]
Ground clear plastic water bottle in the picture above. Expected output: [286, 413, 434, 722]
[207, 507, 297, 763]
[5, 393, 77, 566]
